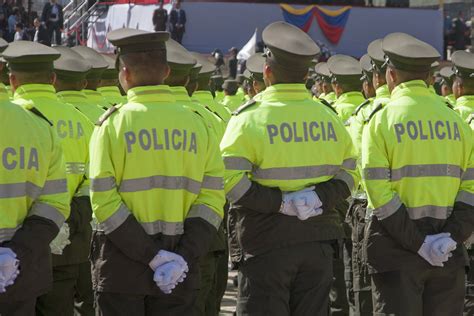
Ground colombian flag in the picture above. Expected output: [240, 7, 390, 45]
[280, 4, 351, 45]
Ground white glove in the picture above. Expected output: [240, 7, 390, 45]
[149, 250, 187, 272]
[0, 248, 19, 293]
[153, 261, 188, 294]
[418, 233, 452, 267]
[280, 187, 322, 218]
[50, 223, 71, 255]
[430, 236, 457, 260]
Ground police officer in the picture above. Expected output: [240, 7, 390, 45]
[164, 40, 227, 316]
[71, 46, 110, 110]
[327, 55, 366, 124]
[52, 46, 99, 316]
[314, 62, 336, 104]
[3, 41, 93, 316]
[346, 38, 392, 316]
[211, 74, 224, 102]
[221, 21, 358, 315]
[325, 53, 364, 316]
[89, 28, 225, 315]
[220, 79, 241, 112]
[97, 54, 126, 107]
[191, 52, 232, 123]
[0, 43, 70, 316]
[185, 61, 202, 97]
[440, 66, 456, 105]
[452, 50, 474, 122]
[0, 38, 9, 98]
[242, 70, 254, 101]
[362, 32, 474, 316]
[165, 39, 225, 140]
[54, 46, 105, 124]
[236, 73, 246, 100]
[360, 54, 375, 99]
[246, 53, 266, 97]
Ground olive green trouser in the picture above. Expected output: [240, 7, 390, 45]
[196, 250, 228, 316]
[372, 264, 465, 316]
[0, 298, 35, 316]
[36, 263, 94, 316]
[237, 241, 333, 316]
[464, 248, 474, 316]
[330, 239, 355, 316]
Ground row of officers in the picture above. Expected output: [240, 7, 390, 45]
[0, 21, 472, 316]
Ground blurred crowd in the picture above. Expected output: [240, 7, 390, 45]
[0, 0, 63, 45]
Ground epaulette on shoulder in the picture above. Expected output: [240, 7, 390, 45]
[319, 98, 338, 114]
[364, 103, 384, 124]
[445, 101, 455, 110]
[232, 99, 257, 115]
[353, 99, 371, 116]
[28, 107, 53, 126]
[467, 114, 474, 125]
[95, 105, 118, 126]
[203, 105, 224, 121]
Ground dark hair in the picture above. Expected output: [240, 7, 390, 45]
[267, 60, 308, 84]
[15, 22, 23, 29]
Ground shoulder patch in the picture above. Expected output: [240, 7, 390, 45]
[232, 99, 257, 115]
[364, 103, 384, 124]
[28, 107, 52, 126]
[352, 99, 371, 116]
[95, 106, 118, 126]
[319, 98, 338, 114]
[445, 101, 454, 110]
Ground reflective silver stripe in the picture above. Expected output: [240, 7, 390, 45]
[456, 191, 474, 206]
[364, 164, 463, 181]
[66, 162, 86, 175]
[463, 168, 474, 181]
[187, 204, 222, 229]
[98, 204, 130, 234]
[253, 165, 340, 180]
[226, 176, 251, 203]
[391, 164, 462, 181]
[334, 170, 355, 190]
[373, 195, 402, 220]
[74, 185, 90, 197]
[363, 168, 389, 180]
[223, 157, 253, 171]
[29, 202, 66, 228]
[119, 175, 202, 195]
[90, 177, 116, 192]
[0, 182, 41, 199]
[42, 179, 68, 195]
[0, 226, 20, 243]
[407, 205, 452, 220]
[141, 221, 184, 236]
[202, 176, 223, 190]
[342, 159, 357, 170]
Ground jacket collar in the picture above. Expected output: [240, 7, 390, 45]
[126, 85, 175, 103]
[14, 84, 57, 101]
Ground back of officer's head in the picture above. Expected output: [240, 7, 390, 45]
[2, 41, 59, 92]
[164, 39, 196, 87]
[107, 29, 171, 92]
[367, 39, 387, 89]
[262, 22, 319, 85]
[118, 51, 169, 90]
[451, 51, 474, 99]
[381, 33, 439, 92]
[223, 79, 238, 96]
[327, 55, 362, 97]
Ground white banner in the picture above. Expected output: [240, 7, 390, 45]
[237, 29, 257, 61]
